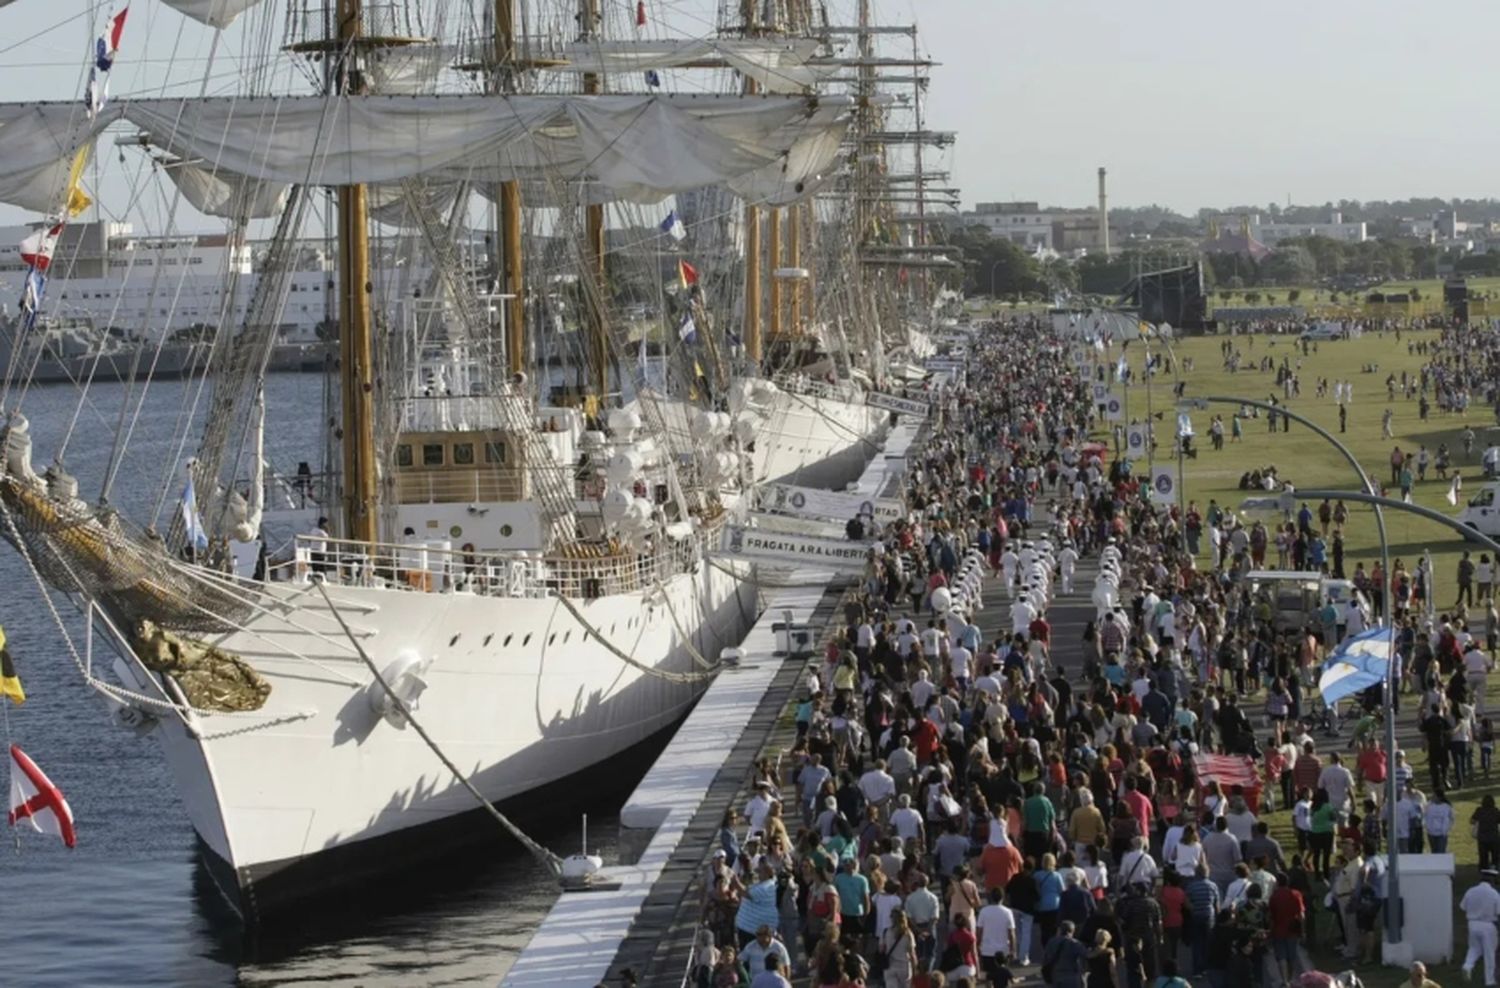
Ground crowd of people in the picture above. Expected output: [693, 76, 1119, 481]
[680, 318, 1499, 988]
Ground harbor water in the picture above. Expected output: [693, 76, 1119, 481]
[0, 374, 590, 986]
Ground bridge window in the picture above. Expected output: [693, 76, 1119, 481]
[422, 443, 444, 467]
[484, 440, 507, 465]
[396, 444, 413, 467]
[453, 442, 475, 466]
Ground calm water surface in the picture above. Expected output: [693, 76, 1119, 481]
[0, 374, 603, 986]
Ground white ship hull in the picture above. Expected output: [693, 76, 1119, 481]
[112, 557, 756, 917]
[749, 386, 891, 489]
[646, 380, 891, 495]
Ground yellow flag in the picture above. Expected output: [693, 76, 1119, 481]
[0, 625, 24, 706]
[65, 145, 92, 217]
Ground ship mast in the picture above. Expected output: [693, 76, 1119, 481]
[581, 0, 608, 399]
[739, 0, 762, 366]
[336, 0, 379, 544]
[494, 0, 526, 375]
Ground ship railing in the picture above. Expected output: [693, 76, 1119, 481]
[770, 372, 859, 404]
[277, 519, 721, 600]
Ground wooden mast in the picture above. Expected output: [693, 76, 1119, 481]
[740, 0, 761, 365]
[582, 0, 608, 399]
[336, 0, 378, 544]
[495, 0, 525, 375]
[767, 207, 782, 340]
[787, 204, 802, 332]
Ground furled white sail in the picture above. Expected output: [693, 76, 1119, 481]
[729, 121, 846, 207]
[161, 160, 288, 219]
[0, 94, 853, 206]
[542, 38, 833, 94]
[157, 0, 263, 30]
[367, 45, 451, 95]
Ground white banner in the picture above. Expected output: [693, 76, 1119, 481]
[1091, 381, 1109, 403]
[761, 483, 905, 524]
[1150, 464, 1178, 502]
[866, 391, 931, 417]
[1102, 392, 1124, 421]
[717, 525, 873, 573]
[1125, 423, 1149, 460]
[923, 357, 964, 371]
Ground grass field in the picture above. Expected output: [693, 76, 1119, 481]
[1111, 328, 1497, 986]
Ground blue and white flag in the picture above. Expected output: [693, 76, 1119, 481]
[678, 313, 697, 344]
[1115, 355, 1129, 382]
[659, 209, 685, 241]
[644, 69, 662, 88]
[1176, 411, 1194, 439]
[1318, 627, 1395, 704]
[179, 469, 209, 551]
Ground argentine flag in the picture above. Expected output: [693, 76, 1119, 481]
[1318, 627, 1396, 705]
[179, 470, 209, 551]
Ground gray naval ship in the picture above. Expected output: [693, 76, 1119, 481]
[0, 318, 327, 384]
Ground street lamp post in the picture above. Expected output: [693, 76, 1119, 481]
[1181, 393, 1402, 946]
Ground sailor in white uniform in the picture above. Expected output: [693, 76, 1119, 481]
[1010, 593, 1037, 638]
[1463, 869, 1500, 985]
[999, 546, 1019, 596]
[1057, 542, 1080, 595]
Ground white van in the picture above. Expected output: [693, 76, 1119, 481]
[1460, 481, 1500, 537]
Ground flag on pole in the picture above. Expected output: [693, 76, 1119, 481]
[1318, 627, 1395, 705]
[0, 626, 22, 706]
[95, 8, 128, 71]
[636, 0, 647, 27]
[677, 259, 699, 288]
[85, 9, 129, 121]
[8, 745, 76, 848]
[64, 146, 92, 217]
[659, 210, 686, 242]
[678, 314, 698, 344]
[18, 222, 62, 273]
[1114, 355, 1128, 382]
[180, 469, 209, 551]
[1447, 476, 1460, 507]
[644, 69, 661, 88]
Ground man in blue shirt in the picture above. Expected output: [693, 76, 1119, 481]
[740, 925, 792, 978]
[1184, 865, 1222, 977]
[832, 856, 872, 943]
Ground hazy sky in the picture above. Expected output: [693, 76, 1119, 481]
[2, 0, 1496, 229]
[911, 0, 1500, 213]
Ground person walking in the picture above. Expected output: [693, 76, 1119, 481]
[1461, 868, 1500, 986]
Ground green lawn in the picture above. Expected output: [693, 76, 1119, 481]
[1111, 328, 1495, 985]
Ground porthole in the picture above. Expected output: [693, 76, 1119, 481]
[483, 634, 493, 646]
[548, 633, 556, 646]
[503, 634, 513, 647]
[449, 525, 463, 538]
[449, 634, 460, 647]
[500, 524, 514, 538]
[523, 633, 532, 646]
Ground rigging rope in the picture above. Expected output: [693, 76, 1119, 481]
[312, 578, 564, 875]
[549, 587, 720, 684]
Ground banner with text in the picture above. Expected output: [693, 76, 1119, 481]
[717, 525, 874, 574]
[761, 483, 906, 525]
[866, 391, 931, 417]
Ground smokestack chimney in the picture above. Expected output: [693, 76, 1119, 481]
[1097, 167, 1110, 257]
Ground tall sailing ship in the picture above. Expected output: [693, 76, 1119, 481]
[0, 0, 861, 916]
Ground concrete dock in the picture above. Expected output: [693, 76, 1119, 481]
[503, 418, 927, 987]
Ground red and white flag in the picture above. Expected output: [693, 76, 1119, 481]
[18, 222, 63, 273]
[8, 745, 77, 848]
